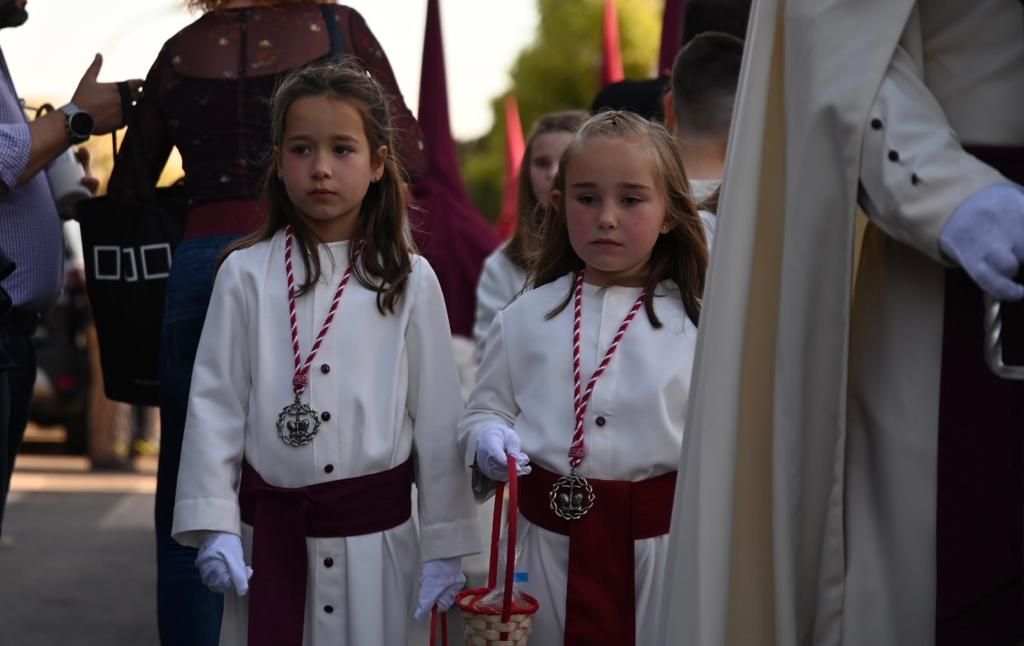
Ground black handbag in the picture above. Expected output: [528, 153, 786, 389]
[76, 82, 189, 406]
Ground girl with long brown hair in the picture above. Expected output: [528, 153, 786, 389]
[171, 60, 478, 646]
[105, 2, 425, 642]
[458, 111, 708, 645]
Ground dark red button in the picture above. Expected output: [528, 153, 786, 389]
[324, 605, 334, 614]
[888, 150, 900, 162]
[870, 118, 883, 130]
[320, 364, 330, 374]
[324, 557, 334, 568]
[324, 464, 334, 474]
[321, 411, 331, 422]
[595, 416, 607, 426]
[911, 173, 920, 185]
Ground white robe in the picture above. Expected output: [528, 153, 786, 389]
[459, 276, 697, 645]
[661, 1, 1024, 644]
[472, 243, 528, 363]
[690, 178, 720, 204]
[171, 232, 480, 646]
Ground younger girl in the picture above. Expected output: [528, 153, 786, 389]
[459, 111, 708, 645]
[172, 61, 479, 646]
[472, 110, 588, 361]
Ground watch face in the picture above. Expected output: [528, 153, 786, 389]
[69, 111, 94, 138]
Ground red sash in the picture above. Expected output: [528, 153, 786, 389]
[518, 463, 676, 646]
[239, 459, 413, 646]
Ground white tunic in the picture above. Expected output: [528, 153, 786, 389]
[660, 1, 1024, 644]
[689, 178, 720, 204]
[172, 232, 480, 646]
[459, 276, 698, 645]
[472, 243, 529, 363]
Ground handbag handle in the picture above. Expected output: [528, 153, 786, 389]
[113, 81, 159, 202]
[318, 4, 347, 59]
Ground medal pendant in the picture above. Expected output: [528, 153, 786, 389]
[277, 395, 321, 447]
[549, 469, 596, 520]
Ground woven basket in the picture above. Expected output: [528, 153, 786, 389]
[455, 458, 539, 646]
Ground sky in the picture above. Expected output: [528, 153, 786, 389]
[1, 0, 539, 140]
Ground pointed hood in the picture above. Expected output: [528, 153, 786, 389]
[658, 0, 687, 74]
[411, 0, 499, 337]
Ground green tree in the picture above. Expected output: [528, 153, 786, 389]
[461, 0, 661, 220]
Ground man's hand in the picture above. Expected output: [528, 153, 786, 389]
[20, 55, 141, 185]
[939, 184, 1024, 301]
[70, 54, 141, 135]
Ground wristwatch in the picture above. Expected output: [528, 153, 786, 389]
[58, 103, 94, 144]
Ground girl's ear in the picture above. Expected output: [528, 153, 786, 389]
[372, 145, 389, 182]
[548, 188, 562, 211]
[660, 216, 675, 235]
[663, 93, 676, 133]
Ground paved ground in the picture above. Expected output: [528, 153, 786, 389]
[1, 452, 160, 646]
[0, 430, 492, 646]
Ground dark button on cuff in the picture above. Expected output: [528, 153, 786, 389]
[870, 118, 883, 130]
[321, 411, 331, 422]
[324, 464, 334, 474]
[320, 364, 330, 374]
[595, 416, 607, 426]
[911, 173, 920, 185]
[324, 557, 334, 568]
[324, 605, 334, 614]
[888, 150, 900, 162]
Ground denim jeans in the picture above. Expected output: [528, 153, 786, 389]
[156, 235, 240, 645]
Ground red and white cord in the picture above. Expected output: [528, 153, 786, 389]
[284, 225, 359, 396]
[567, 269, 646, 469]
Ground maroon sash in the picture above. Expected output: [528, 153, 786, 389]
[935, 145, 1024, 643]
[518, 464, 676, 646]
[239, 459, 413, 646]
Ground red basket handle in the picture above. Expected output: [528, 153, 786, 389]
[428, 456, 516, 642]
[429, 608, 448, 646]
[484, 453, 519, 624]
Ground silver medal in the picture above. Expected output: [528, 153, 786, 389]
[277, 395, 321, 447]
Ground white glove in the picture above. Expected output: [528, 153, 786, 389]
[414, 557, 466, 621]
[475, 425, 531, 482]
[195, 531, 252, 596]
[939, 183, 1024, 301]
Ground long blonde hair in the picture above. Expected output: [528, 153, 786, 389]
[531, 111, 708, 326]
[221, 59, 413, 314]
[504, 110, 588, 270]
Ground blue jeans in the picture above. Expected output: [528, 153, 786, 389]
[156, 235, 240, 646]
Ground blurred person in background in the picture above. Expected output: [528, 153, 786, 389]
[0, 0, 135, 535]
[472, 110, 587, 362]
[664, 32, 743, 204]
